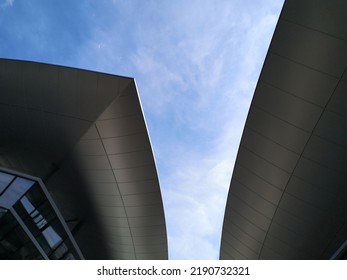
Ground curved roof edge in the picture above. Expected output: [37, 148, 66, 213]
[0, 58, 168, 259]
[220, 0, 347, 260]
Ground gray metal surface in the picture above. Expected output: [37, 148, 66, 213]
[0, 59, 168, 259]
[220, 0, 347, 259]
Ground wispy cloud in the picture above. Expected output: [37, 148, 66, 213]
[1, 0, 14, 8]
[128, 1, 284, 259]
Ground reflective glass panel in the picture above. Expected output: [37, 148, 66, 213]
[0, 210, 43, 259]
[0, 172, 14, 194]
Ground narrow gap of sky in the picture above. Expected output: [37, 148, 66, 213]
[0, 0, 284, 259]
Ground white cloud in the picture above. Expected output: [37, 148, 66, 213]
[1, 0, 14, 8]
[162, 151, 232, 259]
[150, 1, 283, 259]
[131, 48, 185, 113]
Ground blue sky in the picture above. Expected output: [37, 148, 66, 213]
[0, 0, 284, 259]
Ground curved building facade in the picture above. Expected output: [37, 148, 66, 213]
[220, 0, 347, 259]
[0, 59, 168, 259]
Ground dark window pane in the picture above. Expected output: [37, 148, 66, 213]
[0, 211, 43, 259]
[25, 184, 45, 209]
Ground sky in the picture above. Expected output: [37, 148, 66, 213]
[0, 0, 284, 259]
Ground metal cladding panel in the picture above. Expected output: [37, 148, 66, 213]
[285, 176, 337, 212]
[224, 206, 267, 244]
[270, 20, 347, 77]
[327, 79, 347, 117]
[223, 218, 263, 254]
[221, 0, 347, 259]
[229, 180, 277, 218]
[101, 133, 152, 154]
[128, 215, 166, 227]
[131, 225, 166, 237]
[123, 192, 163, 207]
[252, 82, 323, 131]
[246, 107, 310, 153]
[241, 128, 300, 173]
[73, 80, 168, 259]
[0, 59, 127, 178]
[108, 150, 154, 169]
[237, 146, 291, 189]
[315, 110, 347, 149]
[0, 59, 168, 259]
[261, 54, 338, 106]
[232, 164, 283, 204]
[118, 180, 161, 195]
[281, 0, 347, 40]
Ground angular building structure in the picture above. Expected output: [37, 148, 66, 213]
[0, 59, 168, 259]
[220, 0, 347, 259]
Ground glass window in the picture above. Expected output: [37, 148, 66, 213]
[50, 239, 77, 260]
[0, 210, 43, 260]
[50, 242, 68, 259]
[0, 209, 18, 240]
[25, 184, 46, 210]
[42, 226, 62, 249]
[0, 170, 83, 259]
[0, 172, 14, 194]
[19, 196, 62, 251]
[11, 177, 35, 189]
[20, 196, 35, 213]
[0, 177, 35, 209]
[20, 196, 48, 230]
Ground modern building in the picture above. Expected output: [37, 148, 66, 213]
[220, 0, 347, 259]
[0, 59, 168, 259]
